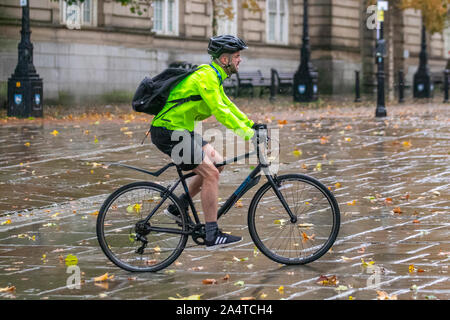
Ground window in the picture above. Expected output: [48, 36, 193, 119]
[60, 0, 96, 28]
[266, 0, 288, 44]
[153, 0, 178, 35]
[216, 0, 238, 36]
[444, 26, 450, 60]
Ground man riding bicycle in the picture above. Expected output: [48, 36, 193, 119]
[150, 35, 256, 250]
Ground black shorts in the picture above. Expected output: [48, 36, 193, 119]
[150, 126, 208, 171]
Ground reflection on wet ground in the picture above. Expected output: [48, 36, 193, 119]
[0, 104, 448, 300]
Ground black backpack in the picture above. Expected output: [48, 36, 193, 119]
[132, 65, 201, 116]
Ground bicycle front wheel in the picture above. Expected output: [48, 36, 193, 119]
[97, 181, 188, 272]
[248, 174, 340, 265]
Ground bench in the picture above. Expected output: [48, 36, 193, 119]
[272, 69, 294, 95]
[223, 74, 238, 98]
[236, 70, 271, 97]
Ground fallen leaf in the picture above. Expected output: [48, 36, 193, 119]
[335, 182, 342, 188]
[0, 286, 16, 293]
[292, 149, 302, 157]
[317, 275, 338, 286]
[50, 130, 59, 136]
[402, 141, 412, 147]
[234, 200, 244, 208]
[202, 279, 217, 285]
[234, 280, 245, 287]
[412, 219, 420, 224]
[376, 290, 397, 300]
[222, 274, 230, 281]
[278, 119, 288, 125]
[1, 219, 12, 225]
[393, 207, 402, 214]
[347, 200, 357, 206]
[277, 286, 284, 294]
[169, 293, 203, 300]
[94, 273, 114, 282]
[320, 136, 329, 144]
[240, 296, 256, 300]
[357, 247, 366, 253]
[335, 285, 349, 291]
[361, 258, 375, 267]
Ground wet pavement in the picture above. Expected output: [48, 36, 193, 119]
[0, 102, 448, 300]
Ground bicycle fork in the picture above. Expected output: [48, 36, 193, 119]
[265, 173, 297, 223]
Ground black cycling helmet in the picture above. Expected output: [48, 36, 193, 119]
[208, 35, 248, 59]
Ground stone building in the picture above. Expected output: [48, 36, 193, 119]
[0, 0, 448, 104]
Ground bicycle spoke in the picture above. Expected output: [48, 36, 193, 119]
[97, 182, 188, 272]
[249, 174, 340, 264]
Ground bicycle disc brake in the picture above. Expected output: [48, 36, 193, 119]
[191, 224, 205, 245]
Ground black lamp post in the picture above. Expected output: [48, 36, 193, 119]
[375, 1, 387, 117]
[413, 24, 432, 98]
[293, 0, 318, 102]
[7, 0, 43, 118]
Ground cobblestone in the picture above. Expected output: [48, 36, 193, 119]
[0, 103, 448, 300]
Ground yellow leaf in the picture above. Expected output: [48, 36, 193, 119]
[292, 149, 302, 157]
[361, 258, 375, 267]
[274, 219, 287, 225]
[344, 137, 352, 142]
[409, 264, 415, 273]
[277, 286, 284, 294]
[24, 142, 31, 147]
[335, 182, 342, 188]
[347, 200, 357, 206]
[169, 293, 202, 300]
[94, 272, 114, 282]
[51, 212, 61, 218]
[1, 219, 12, 225]
[402, 141, 412, 147]
[235, 200, 244, 208]
[50, 130, 59, 136]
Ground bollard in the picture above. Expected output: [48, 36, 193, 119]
[398, 70, 405, 103]
[444, 69, 449, 103]
[354, 70, 361, 102]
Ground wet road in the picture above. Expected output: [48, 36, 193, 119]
[0, 103, 448, 300]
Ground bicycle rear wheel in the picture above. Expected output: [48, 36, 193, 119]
[96, 181, 188, 272]
[248, 174, 340, 265]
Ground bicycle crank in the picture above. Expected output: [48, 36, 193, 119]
[191, 224, 206, 245]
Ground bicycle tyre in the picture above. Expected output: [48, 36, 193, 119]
[96, 181, 188, 272]
[248, 174, 340, 265]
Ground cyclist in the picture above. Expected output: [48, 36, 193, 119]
[150, 35, 255, 250]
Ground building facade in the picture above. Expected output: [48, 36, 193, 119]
[0, 0, 448, 104]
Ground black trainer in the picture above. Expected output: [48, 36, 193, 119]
[164, 204, 183, 223]
[205, 229, 242, 250]
[164, 196, 188, 223]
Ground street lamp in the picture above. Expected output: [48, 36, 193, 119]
[7, 0, 43, 118]
[293, 0, 318, 102]
[413, 24, 432, 98]
[375, 0, 387, 117]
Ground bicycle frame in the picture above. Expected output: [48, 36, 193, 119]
[111, 127, 297, 238]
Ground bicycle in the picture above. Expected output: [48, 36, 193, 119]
[96, 124, 340, 272]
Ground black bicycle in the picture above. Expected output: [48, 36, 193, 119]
[96, 124, 340, 272]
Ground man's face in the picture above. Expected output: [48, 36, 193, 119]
[220, 51, 242, 74]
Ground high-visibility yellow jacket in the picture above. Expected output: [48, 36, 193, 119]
[151, 61, 254, 140]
